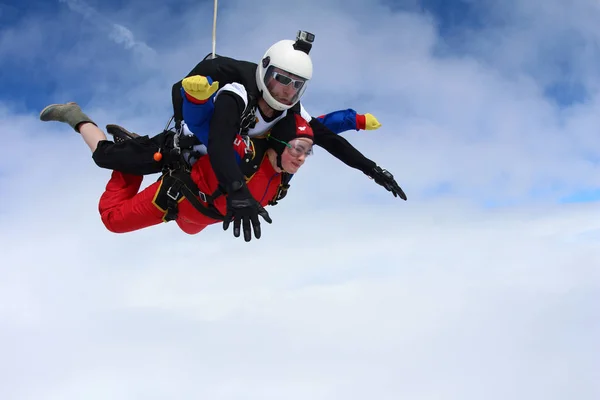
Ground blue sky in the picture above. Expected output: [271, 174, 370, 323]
[1, 0, 163, 112]
[409, 0, 592, 107]
[1, 1, 599, 399]
[3, 0, 598, 203]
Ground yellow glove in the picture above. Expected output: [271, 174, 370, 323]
[182, 75, 219, 101]
[364, 113, 381, 130]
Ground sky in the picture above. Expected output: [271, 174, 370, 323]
[1, 0, 600, 399]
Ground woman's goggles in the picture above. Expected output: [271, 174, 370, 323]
[269, 136, 313, 157]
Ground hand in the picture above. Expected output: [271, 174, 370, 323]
[182, 75, 219, 101]
[368, 166, 407, 200]
[364, 113, 381, 130]
[223, 185, 273, 241]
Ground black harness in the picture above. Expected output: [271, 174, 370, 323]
[152, 127, 285, 223]
[268, 172, 292, 206]
[154, 168, 226, 222]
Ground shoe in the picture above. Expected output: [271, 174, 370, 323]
[39, 102, 95, 132]
[106, 124, 140, 143]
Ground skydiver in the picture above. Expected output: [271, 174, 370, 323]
[39, 102, 315, 242]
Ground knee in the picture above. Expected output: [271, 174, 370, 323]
[91, 140, 115, 169]
[176, 219, 207, 235]
[100, 215, 125, 233]
[100, 211, 134, 234]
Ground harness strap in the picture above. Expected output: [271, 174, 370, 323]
[239, 94, 258, 135]
[156, 128, 203, 175]
[157, 170, 226, 222]
[268, 172, 292, 206]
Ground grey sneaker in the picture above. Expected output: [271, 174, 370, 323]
[106, 124, 141, 143]
[39, 102, 95, 132]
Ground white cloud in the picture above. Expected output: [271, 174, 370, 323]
[1, 196, 599, 399]
[1, 0, 599, 399]
[58, 0, 156, 59]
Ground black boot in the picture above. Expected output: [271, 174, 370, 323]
[106, 124, 141, 143]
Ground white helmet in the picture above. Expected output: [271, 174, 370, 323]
[256, 39, 313, 111]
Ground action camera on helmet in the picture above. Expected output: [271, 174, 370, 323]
[294, 30, 315, 54]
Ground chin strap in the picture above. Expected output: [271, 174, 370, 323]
[266, 132, 287, 171]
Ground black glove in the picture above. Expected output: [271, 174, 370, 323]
[368, 166, 407, 200]
[223, 184, 272, 242]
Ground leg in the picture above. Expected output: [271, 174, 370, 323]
[79, 122, 107, 153]
[175, 217, 210, 235]
[92, 131, 172, 175]
[99, 171, 165, 233]
[39, 101, 171, 175]
[174, 199, 219, 235]
[39, 102, 105, 152]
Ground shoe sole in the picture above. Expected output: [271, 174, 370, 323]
[106, 124, 140, 140]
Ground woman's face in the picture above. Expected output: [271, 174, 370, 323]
[280, 137, 313, 173]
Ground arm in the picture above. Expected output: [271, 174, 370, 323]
[207, 92, 246, 192]
[180, 76, 219, 144]
[315, 109, 359, 134]
[172, 60, 214, 123]
[310, 117, 407, 200]
[310, 117, 377, 173]
[172, 57, 249, 124]
[316, 109, 382, 134]
[207, 91, 273, 241]
[299, 102, 375, 172]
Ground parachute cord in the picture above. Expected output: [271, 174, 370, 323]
[211, 0, 218, 59]
[164, 115, 174, 132]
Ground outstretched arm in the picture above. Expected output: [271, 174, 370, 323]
[310, 118, 407, 200]
[316, 109, 382, 134]
[310, 117, 377, 172]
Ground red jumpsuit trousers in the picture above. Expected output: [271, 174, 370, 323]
[98, 171, 218, 235]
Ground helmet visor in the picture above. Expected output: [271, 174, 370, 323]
[263, 66, 308, 106]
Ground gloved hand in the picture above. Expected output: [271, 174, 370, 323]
[182, 75, 219, 102]
[367, 166, 407, 200]
[363, 113, 381, 130]
[223, 184, 273, 242]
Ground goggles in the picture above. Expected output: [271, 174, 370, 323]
[271, 71, 306, 90]
[269, 136, 313, 157]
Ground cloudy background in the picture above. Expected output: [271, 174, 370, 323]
[1, 0, 599, 398]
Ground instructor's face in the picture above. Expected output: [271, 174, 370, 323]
[266, 68, 304, 106]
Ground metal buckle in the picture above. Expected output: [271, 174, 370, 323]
[240, 134, 255, 155]
[198, 191, 207, 203]
[172, 130, 181, 151]
[166, 186, 180, 201]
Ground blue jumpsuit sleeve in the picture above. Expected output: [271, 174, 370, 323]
[315, 108, 359, 134]
[180, 76, 217, 145]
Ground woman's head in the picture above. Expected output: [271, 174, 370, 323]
[267, 113, 314, 174]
